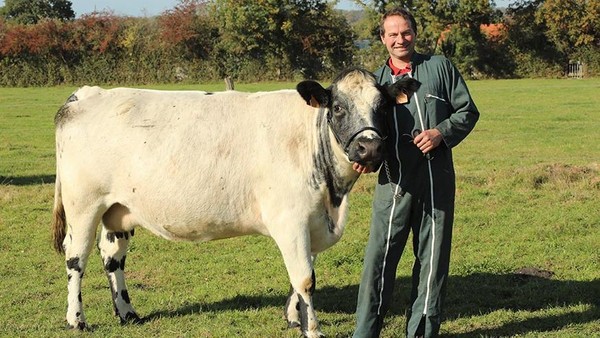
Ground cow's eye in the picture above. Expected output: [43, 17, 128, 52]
[333, 104, 344, 116]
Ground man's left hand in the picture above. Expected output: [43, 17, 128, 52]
[413, 128, 443, 154]
[352, 162, 373, 174]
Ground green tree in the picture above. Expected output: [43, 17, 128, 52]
[212, 0, 354, 79]
[0, 0, 75, 24]
[284, 0, 355, 78]
[437, 0, 496, 77]
[350, 0, 496, 77]
[504, 0, 564, 77]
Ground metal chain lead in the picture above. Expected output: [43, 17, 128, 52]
[383, 159, 404, 200]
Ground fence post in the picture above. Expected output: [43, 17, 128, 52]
[224, 76, 234, 90]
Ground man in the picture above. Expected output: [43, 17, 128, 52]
[352, 7, 480, 338]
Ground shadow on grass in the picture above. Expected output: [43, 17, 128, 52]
[142, 273, 599, 336]
[0, 174, 55, 186]
[438, 273, 599, 337]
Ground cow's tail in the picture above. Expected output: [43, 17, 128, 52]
[52, 165, 66, 254]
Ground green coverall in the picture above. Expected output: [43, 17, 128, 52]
[354, 53, 480, 338]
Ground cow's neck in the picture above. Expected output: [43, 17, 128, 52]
[310, 109, 360, 208]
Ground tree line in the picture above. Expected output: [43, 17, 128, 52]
[0, 0, 598, 86]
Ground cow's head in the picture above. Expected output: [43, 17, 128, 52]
[296, 67, 420, 171]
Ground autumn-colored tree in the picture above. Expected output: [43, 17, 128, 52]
[159, 0, 216, 60]
[536, 0, 600, 55]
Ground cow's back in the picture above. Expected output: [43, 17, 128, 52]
[55, 87, 317, 241]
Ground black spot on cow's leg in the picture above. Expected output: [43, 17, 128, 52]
[121, 290, 131, 304]
[104, 257, 120, 273]
[75, 321, 87, 331]
[66, 257, 81, 272]
[106, 232, 116, 243]
[65, 321, 88, 331]
[76, 319, 90, 331]
[298, 295, 310, 334]
[309, 270, 316, 295]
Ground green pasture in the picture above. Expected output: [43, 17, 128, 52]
[1, 78, 599, 337]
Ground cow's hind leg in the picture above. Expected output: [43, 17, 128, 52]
[98, 226, 140, 324]
[63, 212, 100, 330]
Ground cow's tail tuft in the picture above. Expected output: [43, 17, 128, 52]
[52, 168, 66, 254]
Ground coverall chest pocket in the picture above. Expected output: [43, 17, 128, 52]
[424, 93, 451, 122]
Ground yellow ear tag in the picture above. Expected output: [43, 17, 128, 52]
[396, 92, 409, 104]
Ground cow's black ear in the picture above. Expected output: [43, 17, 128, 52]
[296, 80, 330, 108]
[384, 78, 421, 104]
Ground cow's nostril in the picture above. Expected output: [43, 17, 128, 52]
[357, 144, 367, 155]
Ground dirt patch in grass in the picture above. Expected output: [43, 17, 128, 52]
[127, 270, 161, 291]
[513, 267, 555, 279]
[516, 163, 600, 190]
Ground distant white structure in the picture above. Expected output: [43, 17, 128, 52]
[567, 61, 584, 79]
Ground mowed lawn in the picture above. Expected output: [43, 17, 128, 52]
[0, 78, 599, 337]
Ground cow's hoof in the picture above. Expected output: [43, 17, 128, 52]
[119, 311, 142, 325]
[287, 320, 301, 329]
[303, 330, 325, 338]
[66, 321, 88, 331]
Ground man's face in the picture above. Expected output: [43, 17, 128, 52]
[380, 15, 416, 62]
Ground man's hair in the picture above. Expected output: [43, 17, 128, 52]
[379, 7, 418, 36]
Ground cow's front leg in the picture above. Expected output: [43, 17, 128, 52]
[285, 255, 318, 330]
[285, 284, 301, 328]
[98, 226, 140, 324]
[273, 232, 323, 338]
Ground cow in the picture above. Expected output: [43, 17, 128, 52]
[51, 67, 420, 338]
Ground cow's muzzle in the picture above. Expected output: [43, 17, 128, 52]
[326, 115, 384, 169]
[347, 133, 384, 169]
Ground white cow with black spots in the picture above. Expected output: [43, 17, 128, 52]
[52, 68, 419, 337]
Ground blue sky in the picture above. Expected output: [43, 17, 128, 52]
[0, 1, 514, 17]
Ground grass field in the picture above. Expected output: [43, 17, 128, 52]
[1, 78, 599, 337]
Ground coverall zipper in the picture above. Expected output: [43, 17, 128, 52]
[409, 72, 437, 317]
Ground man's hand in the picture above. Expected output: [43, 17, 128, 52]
[353, 162, 374, 174]
[413, 128, 443, 154]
